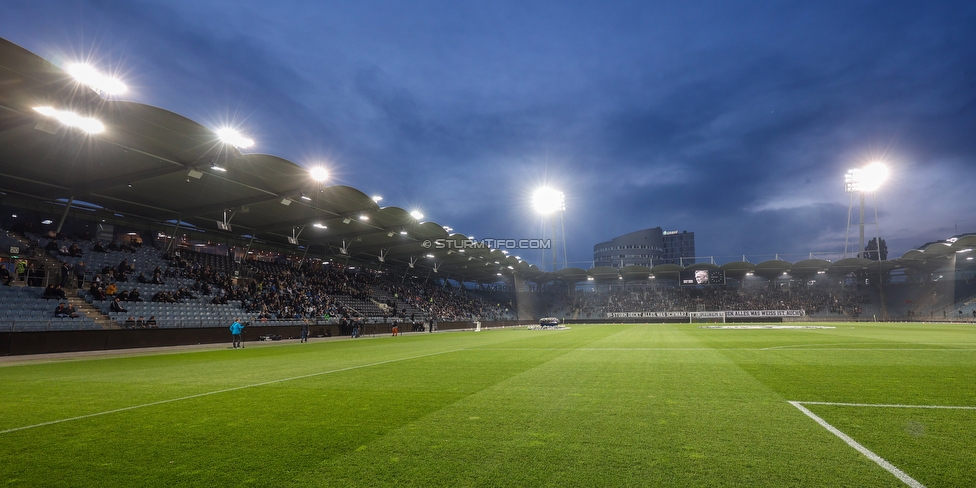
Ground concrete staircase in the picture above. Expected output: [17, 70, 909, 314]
[370, 287, 426, 320]
[7, 233, 117, 329]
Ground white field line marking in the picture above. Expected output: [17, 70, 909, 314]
[760, 347, 976, 352]
[1, 349, 461, 435]
[763, 342, 976, 350]
[797, 401, 976, 410]
[789, 401, 925, 488]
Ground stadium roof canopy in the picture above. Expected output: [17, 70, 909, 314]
[0, 37, 538, 284]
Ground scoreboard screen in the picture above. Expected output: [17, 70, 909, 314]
[680, 269, 726, 286]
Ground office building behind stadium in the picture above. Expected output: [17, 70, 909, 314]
[593, 227, 695, 268]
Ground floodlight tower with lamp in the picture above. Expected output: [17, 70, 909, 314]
[532, 187, 567, 272]
[844, 162, 888, 258]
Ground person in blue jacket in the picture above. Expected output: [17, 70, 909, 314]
[230, 319, 244, 349]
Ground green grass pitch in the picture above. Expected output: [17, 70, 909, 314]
[2, 323, 975, 487]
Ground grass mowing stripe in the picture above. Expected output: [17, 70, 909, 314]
[788, 401, 925, 488]
[476, 347, 719, 351]
[0, 348, 462, 435]
[796, 401, 976, 410]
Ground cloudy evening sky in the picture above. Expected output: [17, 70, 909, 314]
[3, 0, 975, 269]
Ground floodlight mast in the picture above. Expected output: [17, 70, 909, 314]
[532, 187, 567, 272]
[844, 163, 887, 258]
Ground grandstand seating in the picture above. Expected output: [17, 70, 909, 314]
[6, 228, 975, 335]
[0, 285, 99, 332]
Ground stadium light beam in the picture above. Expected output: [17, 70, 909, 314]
[532, 187, 565, 215]
[845, 162, 888, 193]
[33, 106, 104, 134]
[216, 128, 254, 148]
[410, 210, 424, 220]
[67, 63, 127, 96]
[309, 166, 329, 182]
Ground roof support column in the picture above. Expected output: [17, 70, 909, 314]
[299, 243, 311, 269]
[55, 195, 74, 234]
[401, 259, 414, 285]
[243, 234, 256, 261]
[165, 215, 182, 253]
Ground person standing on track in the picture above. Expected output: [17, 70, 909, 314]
[300, 319, 309, 343]
[230, 319, 244, 349]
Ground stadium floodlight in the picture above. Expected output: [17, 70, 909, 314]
[67, 63, 127, 96]
[359, 215, 369, 221]
[410, 210, 424, 220]
[313, 223, 327, 229]
[845, 162, 888, 193]
[216, 128, 254, 148]
[309, 166, 329, 182]
[532, 187, 565, 215]
[371, 195, 383, 203]
[532, 186, 568, 272]
[844, 162, 889, 260]
[33, 106, 104, 133]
